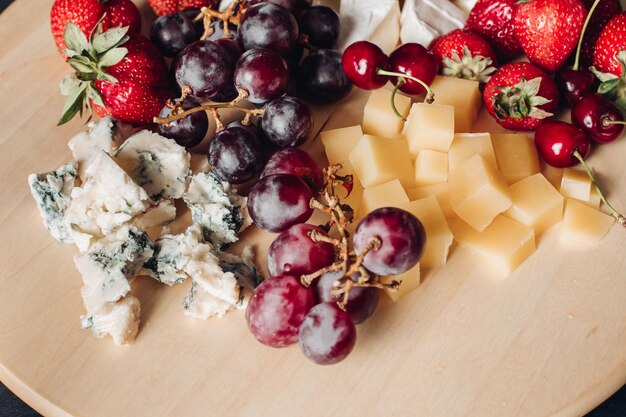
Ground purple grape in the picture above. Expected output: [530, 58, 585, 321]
[246, 275, 316, 347]
[174, 40, 234, 100]
[250, 0, 312, 14]
[209, 38, 241, 101]
[315, 271, 379, 324]
[157, 98, 208, 148]
[261, 96, 312, 147]
[267, 223, 335, 276]
[207, 126, 265, 184]
[299, 302, 356, 365]
[234, 48, 289, 104]
[180, 8, 204, 34]
[227, 120, 278, 160]
[260, 148, 323, 190]
[299, 49, 352, 104]
[247, 174, 314, 233]
[353, 207, 426, 276]
[238, 3, 299, 56]
[297, 6, 340, 49]
[150, 13, 201, 57]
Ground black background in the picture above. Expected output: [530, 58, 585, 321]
[0, 0, 624, 415]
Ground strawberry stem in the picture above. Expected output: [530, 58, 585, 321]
[573, 0, 601, 71]
[376, 69, 435, 104]
[573, 149, 626, 227]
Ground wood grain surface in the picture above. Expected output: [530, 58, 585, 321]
[1, 1, 626, 417]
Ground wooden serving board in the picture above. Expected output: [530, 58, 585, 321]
[1, 1, 626, 416]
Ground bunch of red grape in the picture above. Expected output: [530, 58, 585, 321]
[246, 166, 427, 365]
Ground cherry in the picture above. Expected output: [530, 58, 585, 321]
[534, 120, 590, 168]
[555, 68, 598, 106]
[571, 93, 625, 144]
[341, 41, 390, 90]
[387, 43, 438, 95]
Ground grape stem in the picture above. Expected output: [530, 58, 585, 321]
[572, 0, 600, 71]
[572, 149, 626, 227]
[195, 0, 247, 40]
[376, 68, 435, 105]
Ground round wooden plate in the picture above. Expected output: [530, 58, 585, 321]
[1, 1, 626, 416]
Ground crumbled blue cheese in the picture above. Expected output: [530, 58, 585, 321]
[27, 161, 78, 243]
[74, 225, 153, 316]
[64, 152, 151, 251]
[81, 295, 140, 345]
[115, 130, 191, 200]
[216, 246, 263, 292]
[68, 117, 117, 179]
[183, 172, 250, 249]
[183, 281, 236, 319]
[134, 199, 177, 229]
[141, 232, 192, 286]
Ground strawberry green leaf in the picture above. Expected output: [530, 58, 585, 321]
[493, 76, 552, 120]
[59, 74, 83, 97]
[93, 26, 130, 54]
[64, 23, 89, 55]
[598, 78, 622, 94]
[441, 46, 496, 83]
[68, 56, 96, 74]
[86, 84, 106, 109]
[98, 47, 128, 68]
[58, 83, 88, 125]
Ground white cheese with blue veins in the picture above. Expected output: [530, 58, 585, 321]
[27, 161, 78, 244]
[81, 295, 140, 346]
[115, 130, 191, 200]
[68, 116, 117, 179]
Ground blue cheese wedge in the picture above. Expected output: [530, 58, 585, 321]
[68, 117, 117, 179]
[64, 152, 151, 251]
[115, 130, 191, 200]
[183, 281, 237, 319]
[81, 296, 140, 345]
[134, 199, 177, 230]
[183, 172, 250, 249]
[75, 225, 153, 316]
[141, 232, 193, 286]
[27, 161, 78, 243]
[216, 246, 263, 292]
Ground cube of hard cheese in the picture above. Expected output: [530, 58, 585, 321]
[560, 168, 592, 202]
[320, 125, 363, 165]
[334, 160, 364, 215]
[398, 196, 453, 268]
[362, 88, 412, 137]
[491, 133, 540, 185]
[453, 216, 536, 275]
[414, 150, 448, 185]
[380, 263, 420, 302]
[448, 133, 497, 170]
[402, 102, 455, 156]
[349, 135, 414, 188]
[406, 183, 454, 219]
[430, 76, 482, 132]
[359, 179, 409, 217]
[504, 174, 563, 234]
[449, 154, 512, 231]
[541, 162, 564, 190]
[562, 198, 614, 242]
[587, 187, 601, 208]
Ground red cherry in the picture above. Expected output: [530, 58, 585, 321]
[388, 43, 438, 95]
[341, 41, 390, 90]
[534, 120, 591, 168]
[554, 68, 598, 106]
[571, 93, 625, 144]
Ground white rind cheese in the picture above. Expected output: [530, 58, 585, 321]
[28, 161, 78, 244]
[337, 0, 401, 55]
[400, 0, 467, 47]
[81, 296, 140, 345]
[68, 117, 116, 179]
[115, 130, 191, 200]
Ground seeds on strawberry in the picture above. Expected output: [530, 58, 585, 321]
[593, 12, 626, 76]
[466, 0, 523, 61]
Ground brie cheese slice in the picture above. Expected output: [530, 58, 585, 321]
[400, 0, 467, 47]
[337, 0, 401, 54]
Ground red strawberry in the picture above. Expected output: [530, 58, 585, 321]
[147, 0, 218, 16]
[430, 29, 498, 83]
[483, 62, 559, 130]
[578, 0, 622, 67]
[591, 12, 626, 112]
[466, 0, 523, 61]
[58, 23, 172, 125]
[50, 0, 141, 54]
[514, 0, 586, 73]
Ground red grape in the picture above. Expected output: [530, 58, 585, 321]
[297, 6, 340, 49]
[174, 40, 233, 100]
[238, 2, 299, 56]
[207, 126, 265, 184]
[157, 98, 208, 148]
[299, 49, 352, 104]
[150, 13, 200, 58]
[261, 96, 312, 147]
[234, 48, 289, 104]
[315, 271, 379, 324]
[260, 148, 323, 191]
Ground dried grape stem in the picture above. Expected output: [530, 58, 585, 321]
[196, 0, 246, 40]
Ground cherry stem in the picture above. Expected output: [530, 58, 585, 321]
[572, 149, 626, 227]
[376, 68, 435, 104]
[573, 0, 600, 71]
[602, 118, 626, 127]
[390, 81, 406, 121]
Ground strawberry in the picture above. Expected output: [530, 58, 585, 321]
[514, 0, 586, 73]
[50, 0, 141, 54]
[578, 0, 622, 67]
[591, 13, 626, 112]
[147, 0, 218, 16]
[466, 0, 523, 61]
[430, 29, 498, 83]
[483, 62, 559, 131]
[58, 23, 172, 125]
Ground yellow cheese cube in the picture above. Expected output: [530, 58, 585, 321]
[448, 133, 497, 170]
[406, 183, 454, 219]
[491, 133, 540, 185]
[359, 179, 409, 217]
[541, 162, 564, 190]
[560, 168, 592, 201]
[449, 154, 512, 231]
[430, 76, 482, 132]
[362, 88, 411, 137]
[348, 134, 415, 188]
[320, 125, 363, 165]
[562, 198, 614, 242]
[380, 263, 420, 302]
[398, 196, 453, 268]
[453, 216, 536, 275]
[414, 150, 448, 185]
[504, 174, 563, 234]
[402, 102, 455, 156]
[334, 160, 364, 215]
[586, 187, 601, 208]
